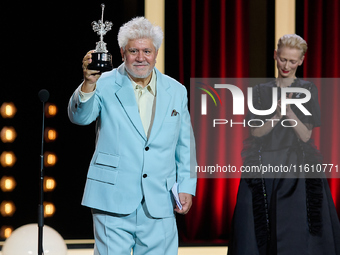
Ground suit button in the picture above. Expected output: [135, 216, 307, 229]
[145, 146, 149, 151]
[143, 174, 147, 178]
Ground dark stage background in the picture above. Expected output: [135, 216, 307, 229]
[1, 0, 339, 244]
[1, 0, 145, 240]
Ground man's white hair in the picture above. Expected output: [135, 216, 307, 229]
[117, 17, 163, 51]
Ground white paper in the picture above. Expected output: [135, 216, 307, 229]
[171, 182, 183, 210]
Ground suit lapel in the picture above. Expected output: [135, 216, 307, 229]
[115, 64, 147, 141]
[147, 69, 171, 145]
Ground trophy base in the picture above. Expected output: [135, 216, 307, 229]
[88, 52, 113, 72]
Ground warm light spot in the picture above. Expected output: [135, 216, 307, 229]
[44, 177, 56, 192]
[0, 176, 16, 192]
[44, 152, 57, 166]
[45, 103, 58, 117]
[0, 201, 16, 217]
[0, 103, 17, 118]
[0, 151, 16, 167]
[44, 202, 56, 217]
[0, 226, 13, 239]
[1, 127, 17, 143]
[44, 128, 57, 142]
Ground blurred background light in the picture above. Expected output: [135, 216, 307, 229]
[0, 226, 13, 239]
[0, 176, 16, 192]
[0, 201, 16, 217]
[1, 126, 17, 143]
[44, 152, 57, 167]
[44, 202, 56, 217]
[44, 128, 58, 142]
[44, 177, 56, 192]
[0, 102, 17, 118]
[45, 103, 58, 118]
[0, 151, 17, 167]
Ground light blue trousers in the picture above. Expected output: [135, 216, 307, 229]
[92, 200, 178, 255]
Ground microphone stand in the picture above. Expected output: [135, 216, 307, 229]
[38, 89, 49, 255]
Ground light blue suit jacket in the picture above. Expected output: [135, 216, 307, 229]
[68, 63, 197, 218]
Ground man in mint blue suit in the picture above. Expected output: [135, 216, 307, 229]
[68, 17, 197, 255]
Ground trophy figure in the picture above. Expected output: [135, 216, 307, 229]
[87, 4, 113, 72]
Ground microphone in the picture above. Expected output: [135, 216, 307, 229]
[38, 89, 50, 103]
[38, 89, 49, 255]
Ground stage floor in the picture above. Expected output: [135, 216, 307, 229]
[0, 248, 228, 255]
[0, 243, 228, 255]
[66, 247, 228, 255]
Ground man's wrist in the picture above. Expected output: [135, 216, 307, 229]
[79, 82, 96, 102]
[81, 81, 96, 93]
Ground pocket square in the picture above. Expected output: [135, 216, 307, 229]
[171, 109, 179, 116]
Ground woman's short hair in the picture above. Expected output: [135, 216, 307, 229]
[117, 17, 163, 51]
[277, 34, 308, 57]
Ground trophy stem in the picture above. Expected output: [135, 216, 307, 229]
[100, 33, 104, 44]
[100, 4, 105, 43]
[101, 4, 105, 23]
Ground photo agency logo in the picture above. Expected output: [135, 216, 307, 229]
[191, 78, 340, 179]
[196, 82, 223, 114]
[197, 80, 312, 128]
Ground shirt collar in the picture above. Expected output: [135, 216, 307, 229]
[129, 69, 156, 96]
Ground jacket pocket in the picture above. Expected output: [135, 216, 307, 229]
[87, 165, 118, 185]
[95, 152, 120, 168]
[164, 114, 180, 123]
[87, 152, 120, 184]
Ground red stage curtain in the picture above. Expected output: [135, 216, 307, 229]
[302, 0, 340, 215]
[172, 0, 250, 243]
[169, 0, 339, 244]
